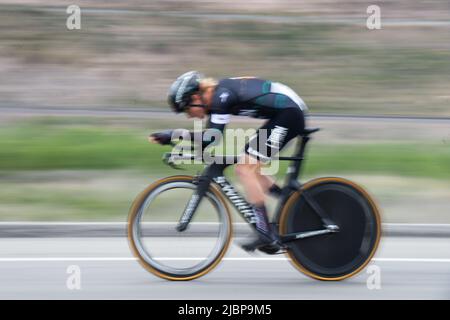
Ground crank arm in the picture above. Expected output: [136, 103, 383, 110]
[302, 191, 338, 228]
[280, 227, 338, 243]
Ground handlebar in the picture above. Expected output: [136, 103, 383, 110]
[162, 152, 241, 169]
[162, 152, 199, 170]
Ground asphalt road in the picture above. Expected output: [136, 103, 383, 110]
[0, 236, 449, 299]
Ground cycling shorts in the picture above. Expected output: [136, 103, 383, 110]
[244, 107, 305, 163]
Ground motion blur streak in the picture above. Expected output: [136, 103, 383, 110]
[0, 0, 449, 299]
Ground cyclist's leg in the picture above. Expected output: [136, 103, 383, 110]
[242, 106, 304, 205]
[253, 109, 304, 195]
[238, 165, 279, 199]
[234, 114, 277, 205]
[235, 155, 266, 205]
[237, 107, 305, 251]
[238, 107, 305, 189]
[245, 107, 305, 162]
[257, 174, 282, 197]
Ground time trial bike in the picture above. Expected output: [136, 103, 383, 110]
[127, 127, 381, 281]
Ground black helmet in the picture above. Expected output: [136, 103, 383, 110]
[167, 71, 203, 113]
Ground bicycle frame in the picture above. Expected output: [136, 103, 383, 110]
[170, 128, 340, 243]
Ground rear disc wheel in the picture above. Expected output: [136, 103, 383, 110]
[280, 177, 381, 280]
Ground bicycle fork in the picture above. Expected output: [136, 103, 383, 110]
[176, 175, 260, 232]
[176, 176, 210, 232]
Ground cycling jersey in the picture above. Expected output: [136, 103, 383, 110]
[198, 77, 307, 162]
[207, 77, 308, 132]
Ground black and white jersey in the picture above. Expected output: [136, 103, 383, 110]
[207, 77, 308, 132]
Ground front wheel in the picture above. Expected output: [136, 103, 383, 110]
[279, 177, 382, 281]
[127, 175, 232, 281]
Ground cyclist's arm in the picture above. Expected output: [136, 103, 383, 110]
[199, 86, 237, 149]
[152, 87, 235, 148]
[151, 120, 226, 148]
[199, 114, 228, 150]
[188, 86, 236, 149]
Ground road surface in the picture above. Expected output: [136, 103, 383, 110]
[0, 236, 449, 299]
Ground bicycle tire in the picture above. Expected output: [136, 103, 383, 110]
[127, 175, 233, 281]
[279, 177, 382, 281]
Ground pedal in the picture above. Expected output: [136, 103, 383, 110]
[192, 174, 201, 185]
[258, 241, 287, 255]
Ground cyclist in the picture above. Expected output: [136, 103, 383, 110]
[149, 71, 307, 253]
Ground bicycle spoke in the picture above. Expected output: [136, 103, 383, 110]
[128, 176, 232, 280]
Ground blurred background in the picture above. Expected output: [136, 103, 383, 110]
[0, 0, 449, 222]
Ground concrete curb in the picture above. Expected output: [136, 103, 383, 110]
[0, 222, 449, 238]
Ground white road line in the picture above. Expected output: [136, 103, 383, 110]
[384, 223, 450, 227]
[373, 258, 450, 263]
[0, 222, 127, 226]
[1, 257, 450, 262]
[0, 257, 136, 262]
[0, 222, 235, 226]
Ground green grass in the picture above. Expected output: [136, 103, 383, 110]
[299, 143, 450, 181]
[2, 169, 450, 222]
[0, 118, 449, 221]
[0, 120, 449, 180]
[0, 120, 168, 170]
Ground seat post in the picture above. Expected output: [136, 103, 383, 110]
[285, 135, 310, 188]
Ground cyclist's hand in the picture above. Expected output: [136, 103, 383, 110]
[149, 130, 174, 145]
